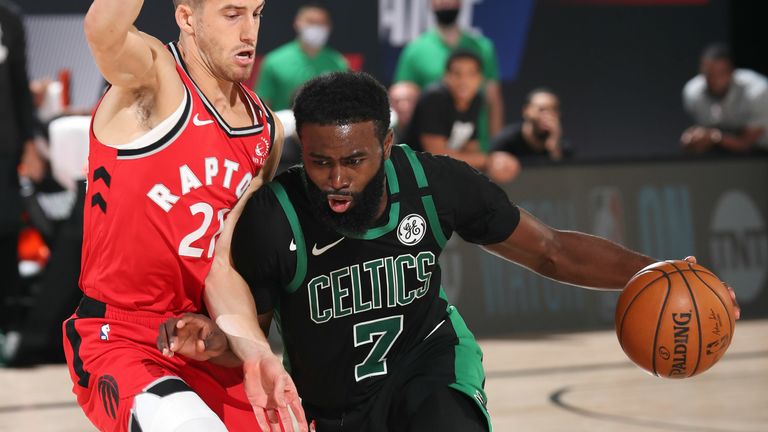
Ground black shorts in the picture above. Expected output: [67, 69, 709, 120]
[303, 316, 490, 432]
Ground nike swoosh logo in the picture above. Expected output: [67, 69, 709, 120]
[193, 113, 214, 126]
[311, 237, 344, 256]
[289, 239, 296, 252]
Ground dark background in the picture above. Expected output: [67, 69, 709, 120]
[14, 0, 768, 160]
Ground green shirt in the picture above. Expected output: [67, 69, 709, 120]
[256, 40, 349, 111]
[394, 29, 500, 87]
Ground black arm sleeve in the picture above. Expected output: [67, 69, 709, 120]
[231, 186, 294, 313]
[421, 152, 520, 244]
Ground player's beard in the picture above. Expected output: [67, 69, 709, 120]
[304, 157, 388, 235]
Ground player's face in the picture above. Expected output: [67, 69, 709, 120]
[301, 121, 394, 233]
[523, 92, 560, 136]
[444, 58, 483, 106]
[702, 58, 733, 98]
[193, 0, 264, 82]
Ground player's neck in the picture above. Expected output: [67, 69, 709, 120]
[437, 25, 461, 47]
[178, 41, 241, 110]
[373, 182, 389, 223]
[299, 40, 322, 58]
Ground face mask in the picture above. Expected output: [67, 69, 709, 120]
[299, 25, 330, 49]
[435, 8, 460, 26]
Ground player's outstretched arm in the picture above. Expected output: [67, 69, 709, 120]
[156, 313, 241, 367]
[483, 208, 655, 290]
[84, 0, 164, 89]
[203, 261, 307, 432]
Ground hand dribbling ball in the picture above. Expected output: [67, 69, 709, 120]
[615, 260, 736, 378]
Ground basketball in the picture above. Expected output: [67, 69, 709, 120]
[615, 260, 736, 378]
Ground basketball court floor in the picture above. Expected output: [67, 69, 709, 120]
[1, 319, 766, 431]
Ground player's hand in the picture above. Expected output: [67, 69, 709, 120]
[243, 353, 308, 432]
[683, 256, 741, 320]
[156, 313, 229, 361]
[20, 139, 46, 183]
[486, 151, 521, 184]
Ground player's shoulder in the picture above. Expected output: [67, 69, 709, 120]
[733, 69, 768, 100]
[392, 144, 476, 180]
[461, 29, 495, 52]
[683, 74, 707, 100]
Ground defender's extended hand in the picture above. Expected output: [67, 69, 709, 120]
[243, 354, 308, 432]
[156, 313, 228, 361]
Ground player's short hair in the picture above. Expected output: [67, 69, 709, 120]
[172, 0, 202, 8]
[293, 72, 391, 143]
[701, 42, 732, 63]
[445, 49, 483, 74]
[297, 2, 331, 18]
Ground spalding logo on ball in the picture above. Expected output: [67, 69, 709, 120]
[615, 260, 736, 378]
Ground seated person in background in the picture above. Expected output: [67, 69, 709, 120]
[491, 88, 571, 163]
[388, 81, 420, 143]
[681, 42, 768, 153]
[255, 3, 348, 111]
[405, 49, 519, 181]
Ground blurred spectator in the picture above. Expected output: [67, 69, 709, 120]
[491, 88, 571, 163]
[255, 3, 348, 111]
[394, 0, 503, 150]
[405, 49, 519, 181]
[681, 43, 768, 153]
[388, 81, 420, 143]
[0, 0, 43, 339]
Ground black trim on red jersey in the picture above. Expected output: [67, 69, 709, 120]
[92, 193, 107, 213]
[64, 317, 90, 388]
[258, 94, 276, 145]
[93, 167, 111, 188]
[167, 42, 266, 138]
[116, 85, 193, 160]
[76, 295, 107, 318]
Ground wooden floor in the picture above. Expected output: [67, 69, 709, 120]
[1, 320, 766, 431]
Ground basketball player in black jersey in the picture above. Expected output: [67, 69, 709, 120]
[158, 72, 740, 431]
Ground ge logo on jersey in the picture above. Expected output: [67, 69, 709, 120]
[397, 214, 426, 246]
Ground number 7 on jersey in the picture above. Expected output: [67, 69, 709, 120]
[353, 315, 403, 382]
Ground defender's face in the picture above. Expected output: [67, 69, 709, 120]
[194, 0, 264, 82]
[301, 122, 391, 214]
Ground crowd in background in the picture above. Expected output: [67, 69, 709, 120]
[1, 0, 767, 366]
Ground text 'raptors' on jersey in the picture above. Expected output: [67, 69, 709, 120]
[80, 42, 275, 314]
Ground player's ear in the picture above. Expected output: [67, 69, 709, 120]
[175, 4, 196, 35]
[383, 128, 394, 160]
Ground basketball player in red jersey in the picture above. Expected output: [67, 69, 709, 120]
[62, 1, 306, 431]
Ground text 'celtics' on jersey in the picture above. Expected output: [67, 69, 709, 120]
[233, 144, 520, 421]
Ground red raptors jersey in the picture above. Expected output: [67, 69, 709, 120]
[79, 42, 274, 314]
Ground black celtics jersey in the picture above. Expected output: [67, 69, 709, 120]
[232, 144, 520, 412]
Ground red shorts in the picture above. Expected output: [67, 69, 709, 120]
[62, 296, 263, 432]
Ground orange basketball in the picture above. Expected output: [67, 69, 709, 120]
[615, 260, 736, 378]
